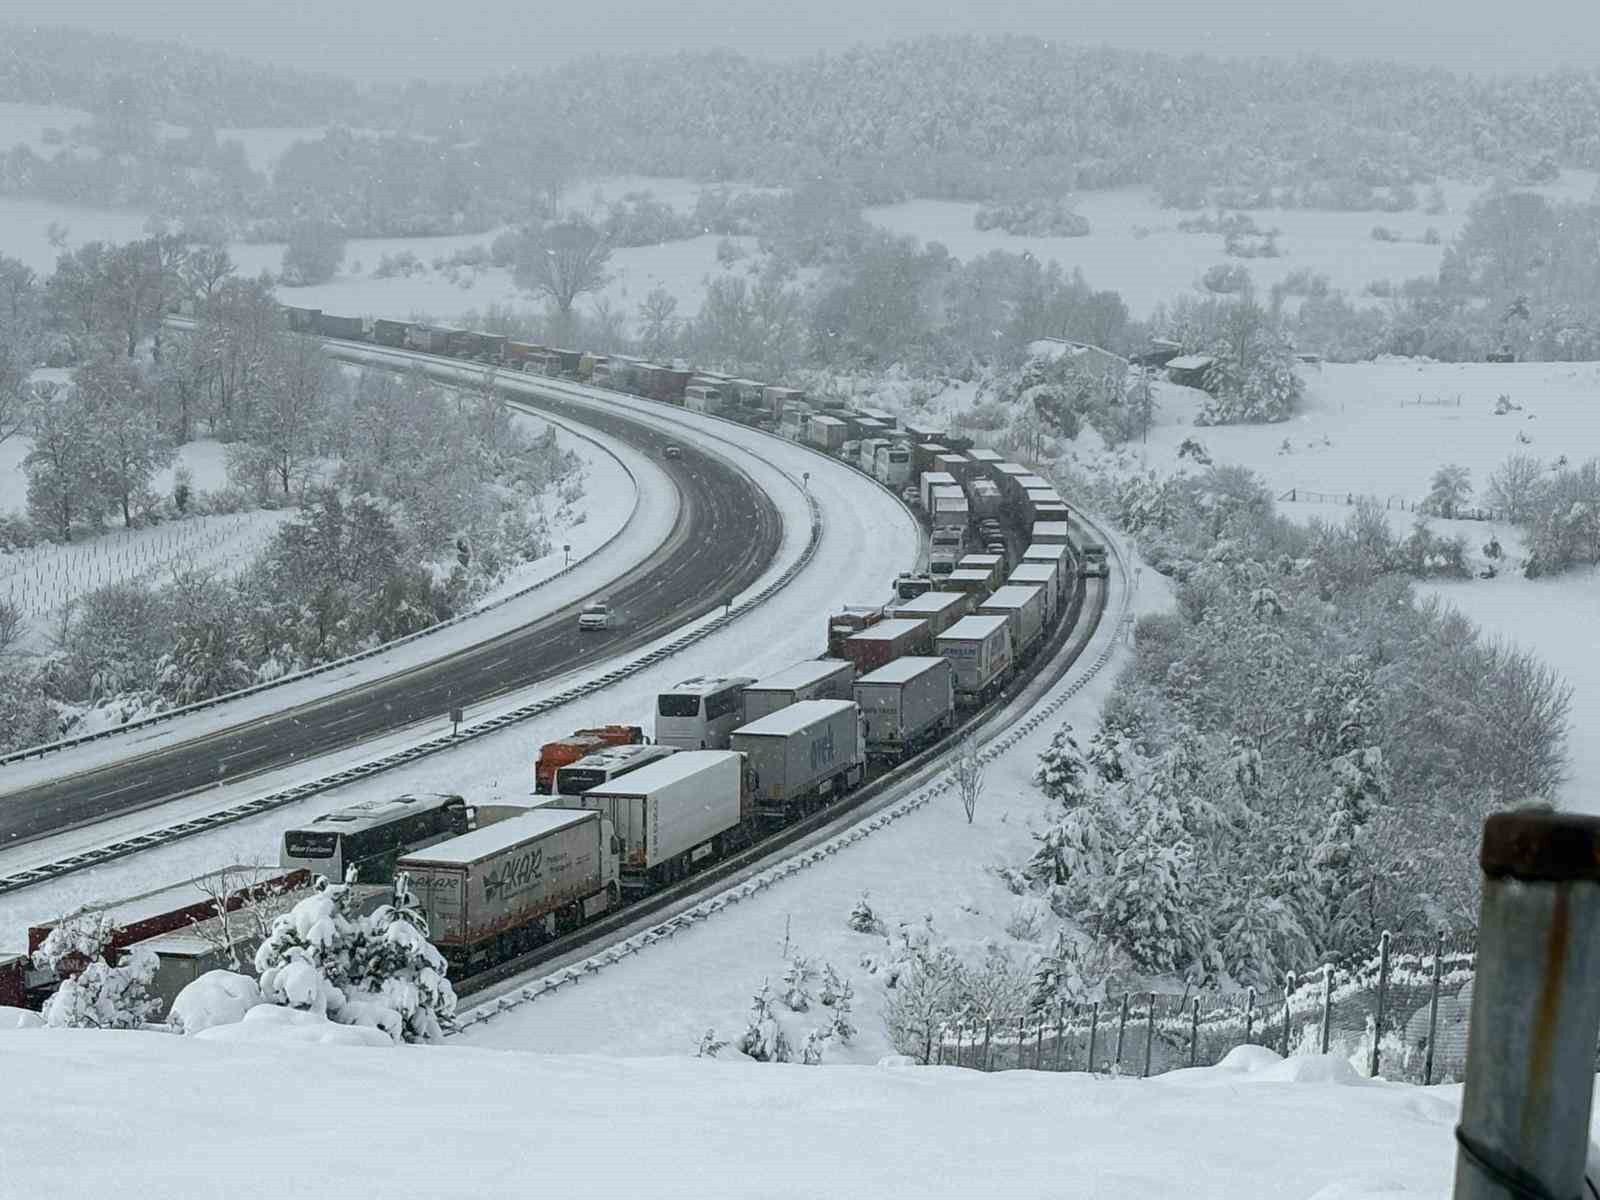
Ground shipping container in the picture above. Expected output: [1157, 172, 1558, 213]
[284, 306, 321, 333]
[398, 809, 616, 969]
[742, 659, 856, 724]
[853, 656, 955, 760]
[978, 584, 1046, 659]
[825, 605, 885, 658]
[763, 386, 804, 423]
[912, 442, 949, 478]
[966, 447, 1002, 469]
[1007, 563, 1060, 624]
[935, 453, 972, 482]
[1031, 521, 1072, 546]
[919, 471, 957, 512]
[732, 699, 864, 815]
[373, 318, 411, 347]
[936, 614, 1014, 703]
[932, 496, 970, 530]
[316, 313, 366, 341]
[576, 751, 747, 887]
[841, 617, 933, 675]
[892, 589, 974, 637]
[804, 414, 848, 453]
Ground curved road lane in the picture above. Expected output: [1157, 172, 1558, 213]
[0, 401, 784, 848]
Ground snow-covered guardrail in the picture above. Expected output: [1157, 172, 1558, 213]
[449, 512, 1134, 1032]
[0, 385, 645, 769]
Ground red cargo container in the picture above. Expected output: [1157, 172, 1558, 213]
[825, 606, 886, 659]
[841, 618, 933, 675]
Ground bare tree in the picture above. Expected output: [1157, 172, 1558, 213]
[0, 345, 26, 446]
[181, 243, 237, 311]
[188, 861, 304, 972]
[0, 598, 22, 658]
[514, 220, 612, 317]
[1486, 452, 1545, 523]
[953, 733, 986, 824]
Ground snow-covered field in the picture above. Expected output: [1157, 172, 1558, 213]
[867, 172, 1600, 317]
[0, 1025, 1481, 1200]
[1108, 359, 1600, 811]
[0, 383, 918, 951]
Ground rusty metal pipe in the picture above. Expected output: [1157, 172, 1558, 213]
[1453, 811, 1600, 1200]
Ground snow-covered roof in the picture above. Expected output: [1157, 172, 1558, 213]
[959, 555, 1002, 567]
[920, 471, 956, 485]
[938, 614, 1010, 641]
[1009, 564, 1055, 583]
[664, 675, 756, 697]
[745, 659, 853, 694]
[849, 618, 928, 642]
[1032, 522, 1072, 539]
[893, 591, 968, 616]
[398, 808, 595, 866]
[582, 750, 741, 797]
[734, 699, 855, 738]
[808, 414, 847, 428]
[856, 656, 949, 686]
[980, 585, 1043, 611]
[943, 570, 992, 584]
[1022, 543, 1067, 559]
[967, 448, 1002, 464]
[1167, 354, 1216, 371]
[994, 462, 1030, 476]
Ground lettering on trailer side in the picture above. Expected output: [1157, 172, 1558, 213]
[483, 847, 545, 903]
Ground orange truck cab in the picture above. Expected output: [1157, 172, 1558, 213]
[534, 725, 645, 793]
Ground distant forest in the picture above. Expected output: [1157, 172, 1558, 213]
[3, 28, 1600, 227]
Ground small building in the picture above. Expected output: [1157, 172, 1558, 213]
[1165, 354, 1217, 390]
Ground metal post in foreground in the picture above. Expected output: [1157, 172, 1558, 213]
[1054, 1003, 1065, 1072]
[1114, 992, 1130, 1072]
[1281, 973, 1297, 1057]
[1086, 1002, 1099, 1073]
[1142, 992, 1155, 1078]
[1370, 931, 1392, 1078]
[1453, 811, 1600, 1200]
[1190, 996, 1200, 1067]
[1424, 933, 1445, 1087]
[1244, 986, 1256, 1045]
[1320, 964, 1333, 1055]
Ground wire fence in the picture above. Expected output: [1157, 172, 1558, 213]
[1274, 489, 1504, 523]
[935, 932, 1480, 1085]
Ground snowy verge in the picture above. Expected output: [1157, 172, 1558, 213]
[0, 1029, 1469, 1199]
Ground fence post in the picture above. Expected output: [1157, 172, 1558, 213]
[1017, 1015, 1027, 1070]
[954, 1023, 964, 1068]
[1281, 972, 1296, 1056]
[1142, 992, 1155, 1078]
[1424, 932, 1445, 1087]
[1453, 812, 1600, 1200]
[983, 1019, 993, 1071]
[1244, 987, 1255, 1045]
[1320, 963, 1333, 1055]
[1054, 1002, 1066, 1071]
[1114, 992, 1130, 1072]
[936, 1026, 945, 1066]
[1087, 1002, 1099, 1073]
[1370, 931, 1391, 1079]
[1035, 1016, 1044, 1070]
[1190, 996, 1200, 1067]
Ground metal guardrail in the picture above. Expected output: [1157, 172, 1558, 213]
[447, 511, 1132, 1032]
[0, 388, 647, 768]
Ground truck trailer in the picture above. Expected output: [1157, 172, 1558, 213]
[978, 584, 1046, 660]
[892, 589, 974, 637]
[732, 699, 865, 816]
[841, 617, 933, 675]
[1007, 563, 1060, 624]
[804, 414, 848, 453]
[825, 606, 886, 659]
[1031, 520, 1072, 546]
[1021, 542, 1071, 595]
[936, 614, 1014, 703]
[575, 751, 749, 891]
[398, 808, 618, 972]
[853, 656, 955, 761]
[742, 659, 856, 724]
[919, 471, 957, 512]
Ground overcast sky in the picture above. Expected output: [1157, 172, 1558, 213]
[30, 0, 1600, 82]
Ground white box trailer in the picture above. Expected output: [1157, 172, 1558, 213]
[1023, 541, 1071, 594]
[892, 589, 973, 637]
[1031, 520, 1072, 546]
[936, 614, 1013, 702]
[398, 808, 617, 969]
[967, 479, 1003, 520]
[577, 751, 747, 887]
[742, 659, 856, 724]
[731, 699, 865, 814]
[1008, 563, 1059, 623]
[933, 495, 970, 530]
[854, 656, 955, 760]
[804, 414, 848, 452]
[979, 584, 1046, 659]
[958, 553, 1005, 591]
[922, 476, 958, 510]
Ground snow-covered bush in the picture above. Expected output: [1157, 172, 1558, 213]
[736, 981, 791, 1063]
[168, 970, 262, 1035]
[847, 893, 885, 936]
[254, 872, 456, 1044]
[32, 911, 161, 1029]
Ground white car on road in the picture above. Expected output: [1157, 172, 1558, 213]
[578, 602, 612, 632]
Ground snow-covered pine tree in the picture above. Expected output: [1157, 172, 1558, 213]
[32, 911, 162, 1029]
[352, 872, 458, 1042]
[736, 980, 791, 1063]
[882, 940, 963, 1063]
[847, 892, 884, 935]
[781, 952, 816, 1012]
[1033, 722, 1090, 808]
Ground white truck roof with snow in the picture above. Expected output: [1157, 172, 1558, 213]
[746, 660, 853, 693]
[849, 618, 927, 642]
[856, 656, 948, 685]
[894, 591, 968, 615]
[938, 614, 1010, 642]
[581, 750, 742, 797]
[980, 585, 1043, 610]
[734, 698, 855, 738]
[1009, 564, 1055, 582]
[399, 808, 595, 866]
[1023, 543, 1067, 560]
